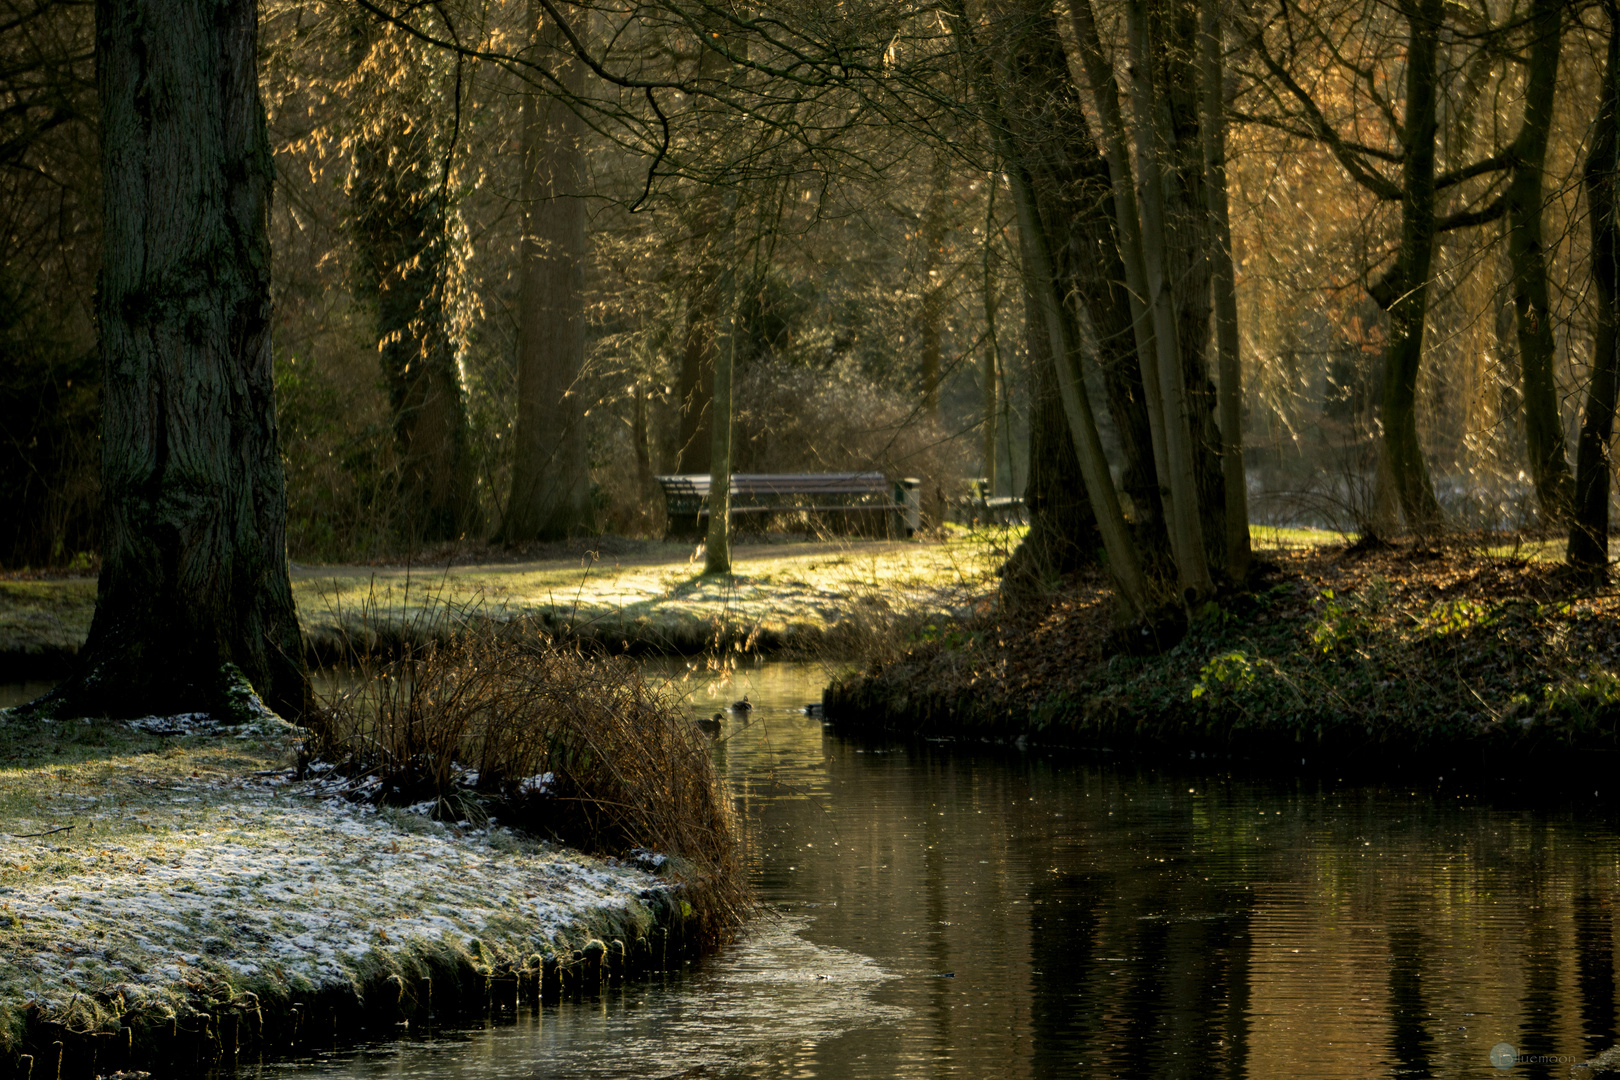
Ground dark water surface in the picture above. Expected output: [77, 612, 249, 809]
[12, 661, 1620, 1079]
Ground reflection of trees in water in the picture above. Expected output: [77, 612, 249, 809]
[700, 705, 1620, 1077]
[1576, 888, 1617, 1056]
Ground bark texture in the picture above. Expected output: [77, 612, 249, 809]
[28, 0, 307, 720]
[1570, 5, 1620, 571]
[1000, 0, 1169, 564]
[1002, 285, 1102, 590]
[501, 5, 593, 542]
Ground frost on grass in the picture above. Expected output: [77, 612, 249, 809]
[0, 728, 665, 1053]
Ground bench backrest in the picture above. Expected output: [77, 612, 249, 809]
[654, 472, 890, 497]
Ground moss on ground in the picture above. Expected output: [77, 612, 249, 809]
[825, 541, 1620, 768]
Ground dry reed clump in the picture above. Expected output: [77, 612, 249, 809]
[306, 622, 750, 945]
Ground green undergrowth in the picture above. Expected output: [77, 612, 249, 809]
[826, 544, 1620, 762]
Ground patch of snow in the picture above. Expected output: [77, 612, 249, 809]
[517, 772, 555, 796]
[0, 778, 665, 1019]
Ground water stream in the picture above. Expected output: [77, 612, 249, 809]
[10, 663, 1620, 1078]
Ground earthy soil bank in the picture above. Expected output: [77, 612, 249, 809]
[824, 542, 1620, 775]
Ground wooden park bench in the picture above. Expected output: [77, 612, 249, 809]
[654, 473, 921, 539]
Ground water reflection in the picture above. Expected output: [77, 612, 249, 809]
[661, 660, 1620, 1079]
[20, 658, 1620, 1078]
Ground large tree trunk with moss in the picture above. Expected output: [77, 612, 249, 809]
[501, 3, 593, 542]
[352, 124, 478, 544]
[1570, 4, 1620, 572]
[23, 0, 307, 721]
[1508, 0, 1572, 524]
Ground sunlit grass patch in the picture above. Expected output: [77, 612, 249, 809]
[0, 578, 97, 662]
[1249, 525, 1348, 550]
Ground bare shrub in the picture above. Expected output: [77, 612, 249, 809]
[308, 621, 750, 945]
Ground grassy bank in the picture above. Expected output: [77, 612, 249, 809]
[0, 532, 1015, 680]
[0, 662, 728, 1078]
[824, 538, 1620, 771]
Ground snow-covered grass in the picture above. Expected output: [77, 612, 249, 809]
[0, 714, 673, 1071]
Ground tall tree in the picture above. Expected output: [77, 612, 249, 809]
[1124, 0, 1215, 597]
[501, 1, 593, 542]
[23, 0, 307, 720]
[704, 266, 737, 575]
[1506, 0, 1572, 523]
[957, 0, 1151, 616]
[1199, 0, 1251, 582]
[1238, 0, 1524, 531]
[1570, 1, 1620, 573]
[350, 26, 479, 544]
[1000, 0, 1168, 564]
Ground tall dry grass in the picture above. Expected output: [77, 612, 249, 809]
[307, 620, 750, 946]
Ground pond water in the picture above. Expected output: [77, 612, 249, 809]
[9, 662, 1620, 1078]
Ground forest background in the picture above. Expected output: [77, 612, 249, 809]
[5, 0, 1619, 586]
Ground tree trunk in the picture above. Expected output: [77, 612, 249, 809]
[1372, 0, 1445, 531]
[352, 124, 479, 544]
[24, 0, 307, 721]
[1570, 4, 1620, 571]
[1146, 0, 1228, 578]
[676, 275, 716, 473]
[960, 0, 1149, 615]
[1199, 0, 1251, 581]
[981, 233, 1001, 499]
[704, 268, 736, 575]
[632, 379, 656, 514]
[1070, 0, 1175, 525]
[1508, 0, 1572, 524]
[1001, 0, 1170, 564]
[1124, 0, 1214, 601]
[501, 2, 593, 542]
[1002, 283, 1102, 591]
[919, 150, 950, 421]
